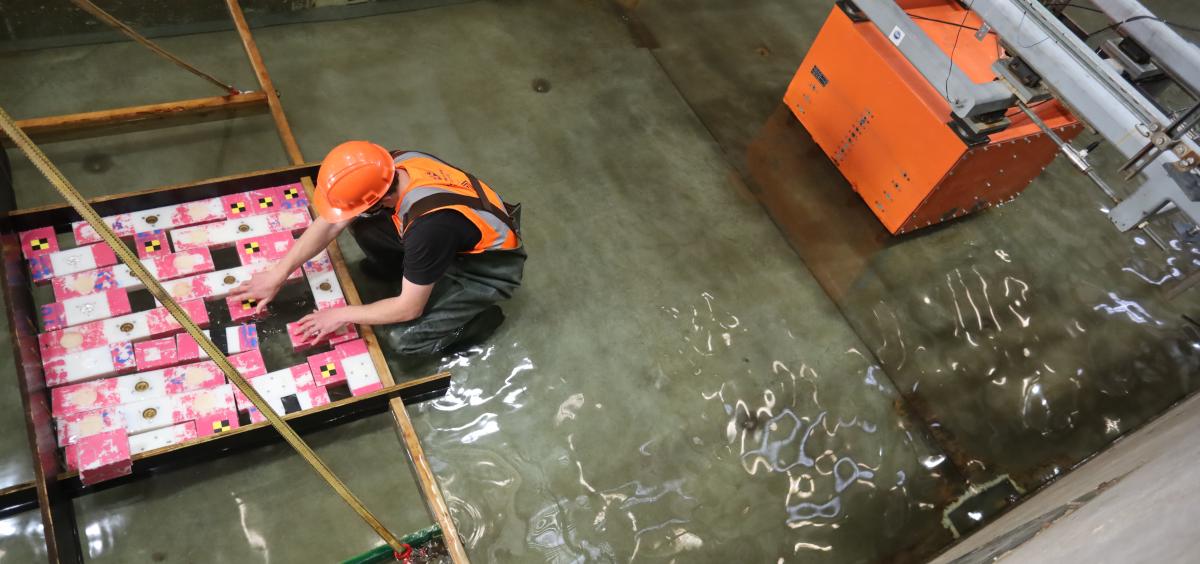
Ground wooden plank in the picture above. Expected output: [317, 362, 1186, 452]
[226, 0, 304, 165]
[6, 92, 268, 145]
[300, 175, 471, 563]
[0, 233, 83, 563]
[0, 373, 451, 518]
[226, 4, 467, 555]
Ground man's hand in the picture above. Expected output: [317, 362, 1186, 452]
[294, 308, 350, 343]
[229, 269, 286, 315]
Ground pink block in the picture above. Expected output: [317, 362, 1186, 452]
[39, 300, 209, 360]
[277, 183, 309, 210]
[73, 214, 135, 245]
[228, 349, 268, 379]
[180, 387, 239, 438]
[135, 230, 170, 259]
[226, 294, 261, 322]
[287, 316, 358, 351]
[162, 361, 226, 394]
[221, 187, 286, 218]
[128, 421, 198, 455]
[235, 231, 295, 266]
[19, 226, 58, 260]
[71, 428, 131, 486]
[171, 209, 311, 251]
[51, 379, 120, 418]
[43, 342, 137, 387]
[135, 337, 179, 371]
[302, 250, 334, 274]
[334, 338, 369, 358]
[40, 288, 132, 332]
[29, 243, 118, 284]
[146, 247, 215, 281]
[306, 350, 347, 386]
[56, 408, 124, 446]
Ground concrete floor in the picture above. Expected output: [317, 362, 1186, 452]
[0, 0, 1197, 562]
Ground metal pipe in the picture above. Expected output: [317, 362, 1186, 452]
[1089, 0, 1200, 97]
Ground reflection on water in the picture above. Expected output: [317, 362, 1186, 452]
[416, 292, 956, 562]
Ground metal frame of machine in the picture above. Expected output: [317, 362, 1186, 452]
[824, 0, 1200, 235]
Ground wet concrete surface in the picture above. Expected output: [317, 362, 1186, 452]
[0, 0, 1197, 562]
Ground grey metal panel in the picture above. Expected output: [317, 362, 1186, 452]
[852, 0, 1014, 118]
[972, 0, 1199, 230]
[1091, 0, 1200, 97]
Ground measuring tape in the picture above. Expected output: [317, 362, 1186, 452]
[0, 104, 406, 552]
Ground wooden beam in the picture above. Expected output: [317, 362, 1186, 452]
[299, 177, 473, 564]
[226, 0, 304, 165]
[226, 2, 467, 556]
[0, 372, 451, 519]
[7, 92, 268, 145]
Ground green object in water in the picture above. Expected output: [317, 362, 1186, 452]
[341, 525, 443, 564]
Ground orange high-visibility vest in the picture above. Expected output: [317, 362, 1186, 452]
[390, 151, 520, 254]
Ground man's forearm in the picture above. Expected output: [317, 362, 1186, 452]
[341, 298, 422, 325]
[273, 218, 345, 278]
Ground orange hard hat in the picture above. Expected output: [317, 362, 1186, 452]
[312, 141, 395, 222]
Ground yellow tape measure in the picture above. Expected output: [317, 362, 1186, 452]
[0, 104, 406, 552]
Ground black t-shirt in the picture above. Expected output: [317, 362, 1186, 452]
[402, 210, 482, 285]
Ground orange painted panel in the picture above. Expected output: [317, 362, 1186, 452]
[784, 3, 1079, 234]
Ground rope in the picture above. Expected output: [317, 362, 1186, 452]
[0, 103, 406, 553]
[69, 0, 241, 95]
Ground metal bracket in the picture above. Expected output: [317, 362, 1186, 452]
[993, 58, 1052, 105]
[848, 0, 1015, 119]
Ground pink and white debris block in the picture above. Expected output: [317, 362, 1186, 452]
[43, 342, 137, 387]
[51, 360, 227, 417]
[334, 339, 383, 396]
[246, 386, 329, 424]
[236, 365, 330, 423]
[40, 288, 132, 332]
[170, 209, 311, 251]
[29, 243, 118, 284]
[226, 294, 260, 322]
[51, 248, 215, 301]
[162, 265, 255, 303]
[135, 336, 179, 371]
[129, 197, 226, 233]
[128, 421, 198, 455]
[306, 349, 347, 387]
[176, 324, 259, 359]
[56, 407, 124, 446]
[303, 251, 345, 310]
[287, 316, 358, 351]
[221, 187, 287, 218]
[278, 183, 309, 209]
[235, 231, 295, 267]
[118, 384, 237, 436]
[135, 230, 170, 259]
[69, 428, 131, 486]
[179, 385, 239, 437]
[19, 226, 58, 260]
[227, 349, 268, 379]
[39, 300, 209, 359]
[73, 214, 135, 245]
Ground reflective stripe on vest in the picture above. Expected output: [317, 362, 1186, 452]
[389, 152, 520, 254]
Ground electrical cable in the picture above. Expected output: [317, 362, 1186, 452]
[1087, 14, 1200, 38]
[944, 0, 977, 103]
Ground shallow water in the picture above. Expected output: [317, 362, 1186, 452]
[408, 292, 959, 562]
[0, 0, 1197, 561]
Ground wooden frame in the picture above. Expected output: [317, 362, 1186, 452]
[0, 164, 451, 559]
[1, 2, 469, 561]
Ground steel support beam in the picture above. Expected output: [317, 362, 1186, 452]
[973, 0, 1200, 230]
[1090, 0, 1200, 97]
[851, 0, 1015, 118]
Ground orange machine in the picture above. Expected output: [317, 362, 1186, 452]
[784, 0, 1083, 234]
